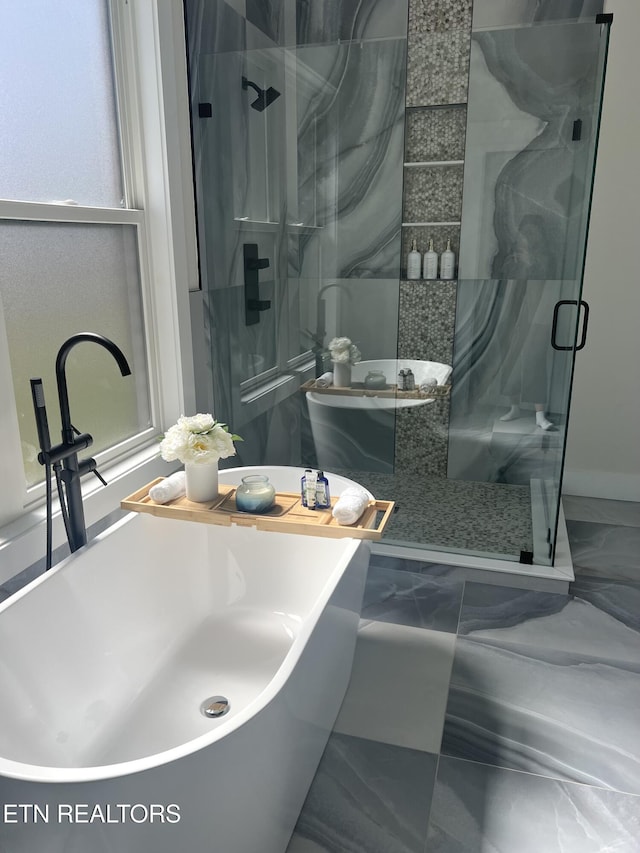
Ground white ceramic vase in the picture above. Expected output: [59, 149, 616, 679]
[185, 460, 219, 503]
[332, 361, 352, 388]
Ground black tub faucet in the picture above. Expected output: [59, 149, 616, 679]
[31, 333, 131, 567]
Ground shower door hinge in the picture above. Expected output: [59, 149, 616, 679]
[519, 550, 534, 565]
[595, 13, 613, 25]
[572, 119, 582, 141]
[198, 103, 213, 118]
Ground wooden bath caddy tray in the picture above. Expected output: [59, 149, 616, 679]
[121, 479, 394, 541]
[300, 379, 451, 399]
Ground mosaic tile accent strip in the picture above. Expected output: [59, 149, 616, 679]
[403, 163, 464, 224]
[409, 0, 472, 33]
[402, 225, 461, 270]
[338, 470, 533, 556]
[395, 400, 451, 477]
[407, 31, 471, 106]
[406, 105, 467, 162]
[398, 280, 457, 365]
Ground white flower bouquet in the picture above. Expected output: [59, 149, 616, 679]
[159, 414, 242, 465]
[328, 336, 361, 365]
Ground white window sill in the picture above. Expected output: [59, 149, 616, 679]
[0, 444, 176, 585]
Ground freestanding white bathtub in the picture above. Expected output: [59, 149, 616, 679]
[306, 359, 452, 472]
[0, 468, 370, 853]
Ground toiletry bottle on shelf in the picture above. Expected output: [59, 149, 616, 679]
[301, 469, 312, 508]
[315, 471, 331, 509]
[407, 239, 421, 280]
[397, 369, 406, 391]
[302, 469, 317, 509]
[423, 238, 438, 280]
[440, 239, 456, 280]
[405, 368, 415, 391]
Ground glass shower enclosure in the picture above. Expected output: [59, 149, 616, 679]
[449, 16, 610, 565]
[184, 0, 609, 570]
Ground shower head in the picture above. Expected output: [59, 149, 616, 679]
[242, 76, 281, 112]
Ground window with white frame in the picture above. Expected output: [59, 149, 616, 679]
[0, 0, 195, 540]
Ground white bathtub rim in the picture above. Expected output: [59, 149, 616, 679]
[0, 513, 363, 785]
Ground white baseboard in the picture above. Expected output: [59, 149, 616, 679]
[562, 470, 640, 502]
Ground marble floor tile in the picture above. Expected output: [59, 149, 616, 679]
[369, 556, 473, 583]
[567, 520, 640, 581]
[333, 621, 456, 753]
[441, 637, 640, 794]
[286, 733, 437, 853]
[426, 756, 640, 853]
[563, 495, 640, 528]
[457, 582, 640, 664]
[362, 565, 464, 633]
[570, 576, 640, 634]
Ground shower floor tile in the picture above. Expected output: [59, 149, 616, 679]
[333, 621, 456, 754]
[426, 756, 640, 853]
[339, 470, 533, 557]
[286, 733, 437, 853]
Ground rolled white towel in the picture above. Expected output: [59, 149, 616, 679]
[315, 372, 333, 388]
[332, 486, 370, 525]
[149, 471, 186, 504]
[420, 376, 438, 392]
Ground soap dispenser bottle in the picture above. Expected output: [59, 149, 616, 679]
[407, 239, 421, 280]
[315, 471, 331, 509]
[423, 238, 438, 280]
[440, 239, 456, 280]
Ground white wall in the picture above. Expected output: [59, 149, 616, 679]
[563, 0, 640, 502]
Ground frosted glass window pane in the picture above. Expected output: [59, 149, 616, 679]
[0, 1, 123, 207]
[0, 221, 151, 487]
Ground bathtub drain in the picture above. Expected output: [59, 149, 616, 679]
[201, 696, 230, 718]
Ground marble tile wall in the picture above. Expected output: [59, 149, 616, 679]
[296, 38, 407, 280]
[186, 0, 407, 466]
[295, 0, 409, 44]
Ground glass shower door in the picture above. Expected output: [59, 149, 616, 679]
[450, 16, 610, 564]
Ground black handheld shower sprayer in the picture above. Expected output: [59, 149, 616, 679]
[242, 76, 280, 112]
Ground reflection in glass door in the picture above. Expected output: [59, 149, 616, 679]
[449, 17, 611, 564]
